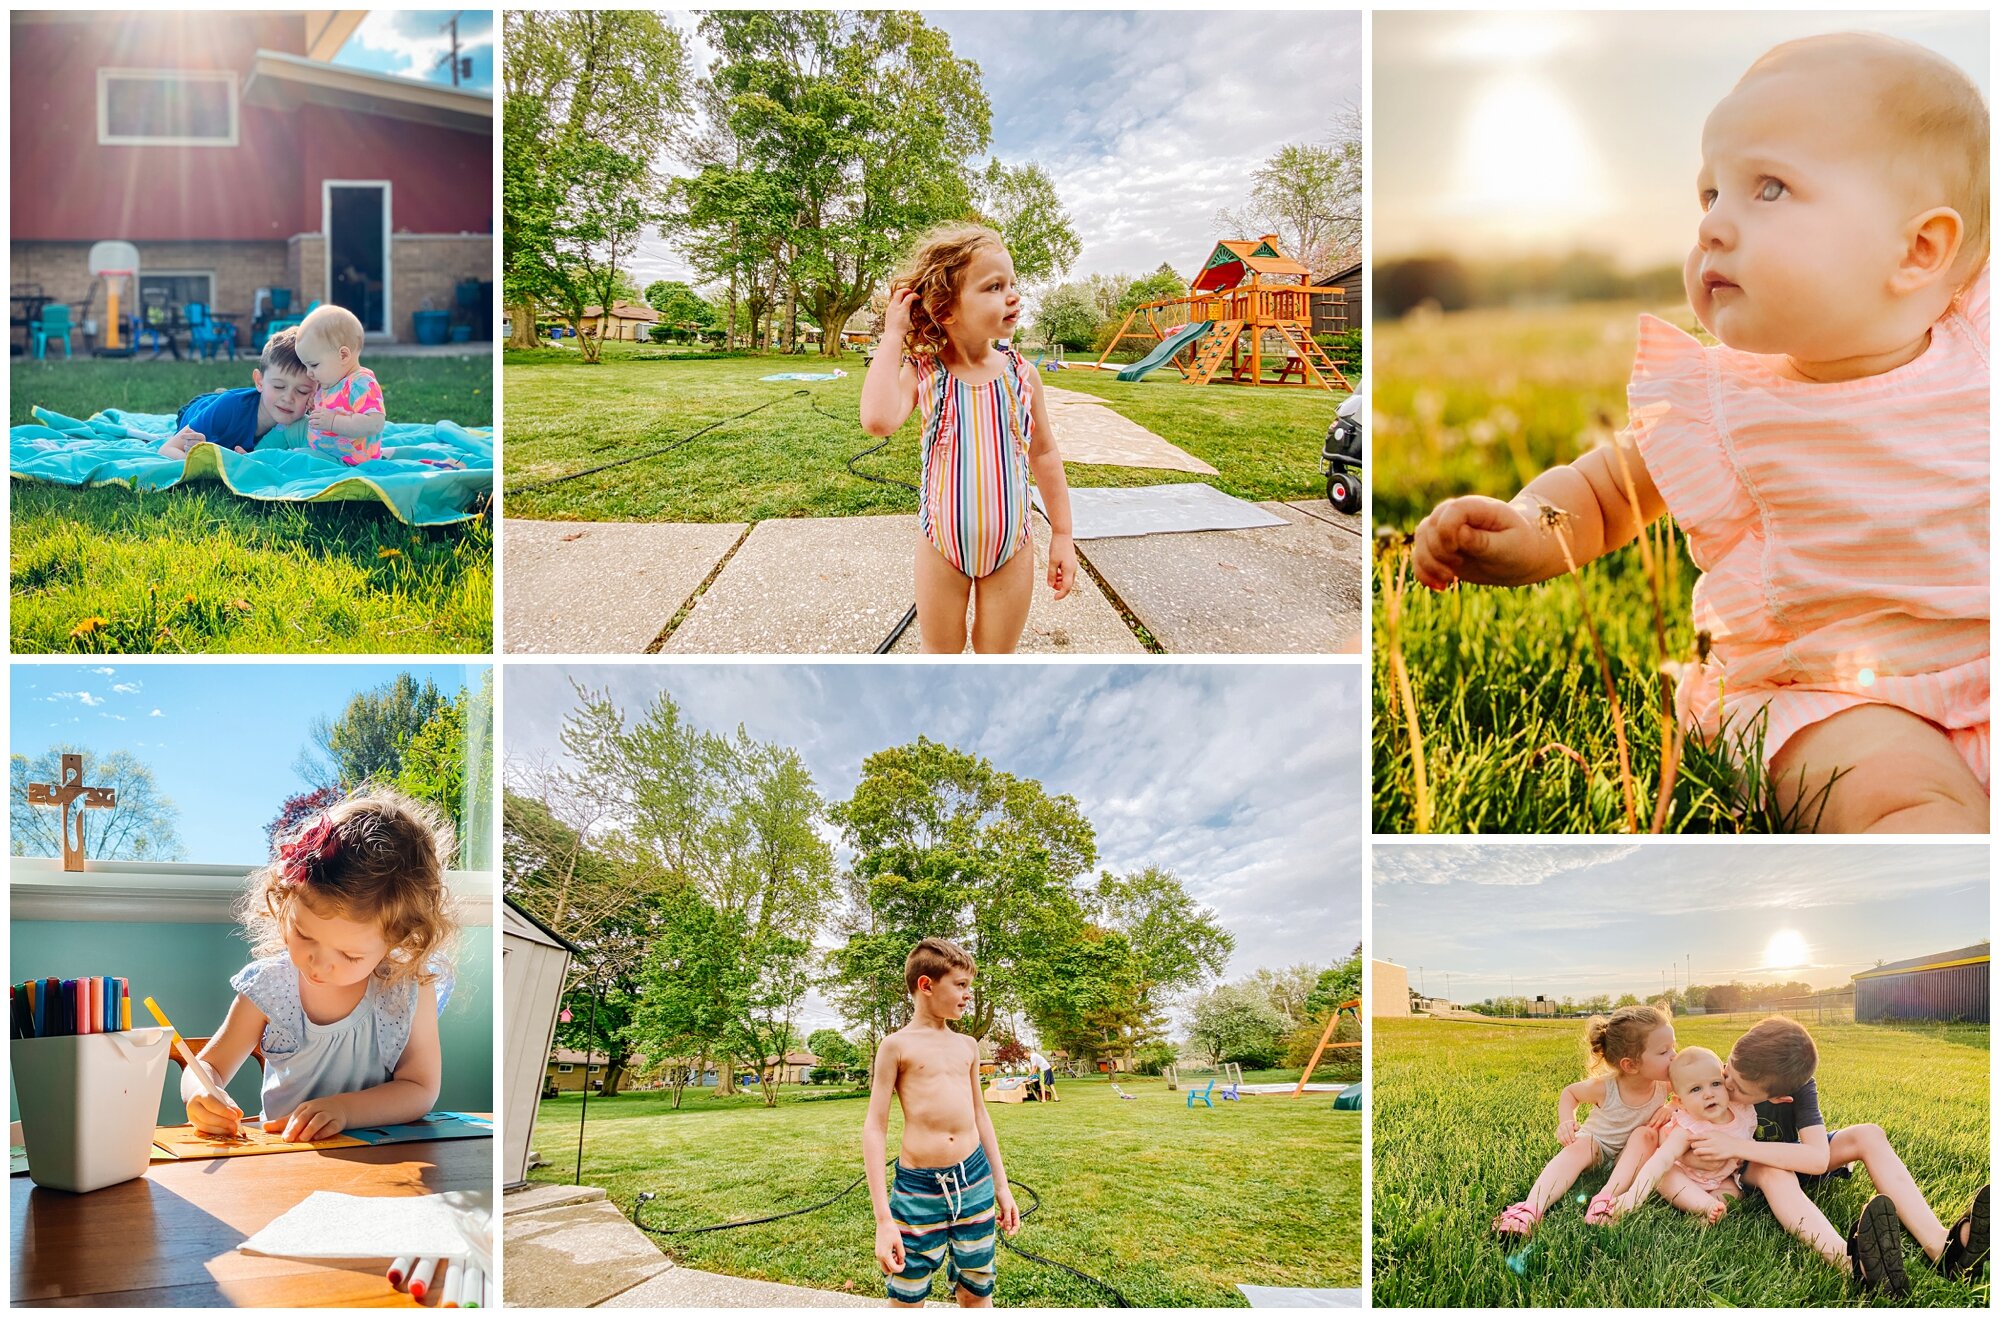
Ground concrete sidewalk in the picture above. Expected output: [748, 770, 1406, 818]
[505, 494, 1361, 654]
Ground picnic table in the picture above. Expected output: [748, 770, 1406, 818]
[11, 288, 53, 356]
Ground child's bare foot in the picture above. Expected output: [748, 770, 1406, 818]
[1701, 1199, 1728, 1226]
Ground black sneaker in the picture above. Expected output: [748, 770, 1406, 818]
[1932, 1184, 1989, 1282]
[1847, 1194, 1911, 1297]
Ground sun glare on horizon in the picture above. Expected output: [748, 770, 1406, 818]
[1763, 929, 1810, 971]
[1441, 70, 1607, 246]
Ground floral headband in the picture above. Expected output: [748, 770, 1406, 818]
[278, 813, 342, 888]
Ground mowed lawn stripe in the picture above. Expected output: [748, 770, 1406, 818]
[528, 1074, 1359, 1307]
[502, 346, 1339, 523]
[1373, 1016, 1990, 1308]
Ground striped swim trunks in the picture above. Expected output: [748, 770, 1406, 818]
[887, 1145, 997, 1302]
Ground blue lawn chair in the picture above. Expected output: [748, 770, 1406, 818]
[1186, 1077, 1216, 1110]
[186, 302, 237, 361]
[33, 304, 74, 360]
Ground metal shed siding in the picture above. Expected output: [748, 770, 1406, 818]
[1855, 961, 1988, 1023]
[503, 902, 575, 1185]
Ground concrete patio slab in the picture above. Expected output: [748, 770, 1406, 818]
[1283, 498, 1363, 539]
[603, 1266, 948, 1309]
[1041, 385, 1217, 474]
[1078, 501, 1364, 654]
[666, 514, 1142, 654]
[502, 1196, 672, 1310]
[504, 519, 745, 653]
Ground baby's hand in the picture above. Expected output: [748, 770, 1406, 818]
[1685, 1129, 1747, 1162]
[1644, 1105, 1677, 1133]
[1047, 532, 1076, 601]
[308, 406, 335, 429]
[159, 427, 204, 459]
[882, 288, 918, 338]
[267, 1095, 348, 1143]
[1556, 1116, 1578, 1146]
[874, 1220, 906, 1275]
[1411, 495, 1546, 590]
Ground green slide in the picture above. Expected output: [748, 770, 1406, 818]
[1116, 319, 1212, 382]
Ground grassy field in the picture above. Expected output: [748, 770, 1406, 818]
[1373, 1015, 1991, 1308]
[10, 355, 493, 653]
[1369, 300, 1793, 833]
[502, 343, 1341, 522]
[528, 1070, 1360, 1306]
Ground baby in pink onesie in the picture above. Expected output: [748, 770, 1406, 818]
[1602, 1048, 1757, 1225]
[1413, 32, 1990, 834]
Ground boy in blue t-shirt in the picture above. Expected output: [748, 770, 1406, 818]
[158, 328, 315, 458]
[1719, 1017, 1988, 1297]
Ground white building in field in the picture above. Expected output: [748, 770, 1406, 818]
[1371, 959, 1409, 1017]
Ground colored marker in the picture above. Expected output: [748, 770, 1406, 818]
[408, 1257, 439, 1302]
[387, 1256, 413, 1287]
[141, 996, 242, 1119]
[120, 979, 131, 1031]
[462, 1264, 483, 1308]
[440, 1259, 463, 1307]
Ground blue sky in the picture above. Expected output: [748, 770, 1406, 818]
[1373, 844, 1990, 1004]
[637, 10, 1362, 289]
[507, 663, 1364, 1032]
[12, 663, 487, 866]
[334, 10, 493, 93]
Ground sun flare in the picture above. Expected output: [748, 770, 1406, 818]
[1763, 929, 1810, 970]
[1442, 71, 1607, 243]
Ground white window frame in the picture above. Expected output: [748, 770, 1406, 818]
[97, 68, 240, 148]
[557, 1064, 574, 1074]
[322, 179, 395, 340]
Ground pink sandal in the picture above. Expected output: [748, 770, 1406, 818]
[1585, 1191, 1618, 1226]
[1492, 1201, 1542, 1237]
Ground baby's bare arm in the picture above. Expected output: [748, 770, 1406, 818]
[313, 411, 387, 440]
[1518, 437, 1667, 567]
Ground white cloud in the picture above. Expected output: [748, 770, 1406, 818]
[149, 708, 165, 718]
[91, 666, 116, 676]
[112, 682, 141, 695]
[50, 691, 105, 707]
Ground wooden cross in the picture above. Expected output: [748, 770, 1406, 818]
[26, 754, 117, 872]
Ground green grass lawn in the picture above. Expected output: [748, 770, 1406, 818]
[502, 344, 1341, 522]
[10, 355, 492, 653]
[1373, 1016, 1991, 1308]
[528, 1071, 1360, 1306]
[1371, 301, 1787, 833]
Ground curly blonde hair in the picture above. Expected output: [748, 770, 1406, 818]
[241, 786, 457, 990]
[889, 223, 1008, 357]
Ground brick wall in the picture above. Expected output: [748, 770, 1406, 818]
[391, 234, 490, 341]
[12, 240, 287, 345]
[286, 233, 327, 307]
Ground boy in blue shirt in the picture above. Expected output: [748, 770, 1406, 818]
[158, 328, 315, 458]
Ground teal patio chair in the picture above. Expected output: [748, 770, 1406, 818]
[33, 304, 74, 360]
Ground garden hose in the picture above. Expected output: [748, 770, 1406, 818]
[630, 1159, 1130, 1306]
[508, 387, 920, 651]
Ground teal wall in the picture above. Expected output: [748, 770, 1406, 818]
[10, 920, 492, 1125]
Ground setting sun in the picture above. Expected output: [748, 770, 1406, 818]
[1443, 72, 1606, 244]
[1763, 929, 1810, 970]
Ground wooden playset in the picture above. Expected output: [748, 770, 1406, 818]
[1291, 997, 1362, 1098]
[1094, 236, 1352, 391]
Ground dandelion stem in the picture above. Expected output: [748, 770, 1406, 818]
[1381, 541, 1432, 833]
[1544, 515, 1639, 832]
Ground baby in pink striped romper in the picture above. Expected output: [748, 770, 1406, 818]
[1414, 33, 1990, 833]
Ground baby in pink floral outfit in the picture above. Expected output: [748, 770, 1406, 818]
[296, 304, 387, 465]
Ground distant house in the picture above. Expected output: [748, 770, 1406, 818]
[546, 1047, 645, 1093]
[573, 301, 660, 341]
[10, 10, 492, 350]
[1312, 261, 1362, 334]
[764, 1051, 819, 1085]
[1853, 943, 1989, 1024]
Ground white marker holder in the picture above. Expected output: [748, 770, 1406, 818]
[10, 1028, 171, 1192]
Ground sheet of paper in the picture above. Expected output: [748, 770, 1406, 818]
[10, 1146, 26, 1175]
[238, 1190, 489, 1261]
[151, 1124, 366, 1160]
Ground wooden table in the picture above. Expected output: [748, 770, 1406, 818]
[12, 1128, 490, 1307]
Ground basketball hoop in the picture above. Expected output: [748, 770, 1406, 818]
[88, 241, 141, 353]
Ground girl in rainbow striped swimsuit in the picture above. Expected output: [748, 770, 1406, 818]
[861, 224, 1076, 653]
[1410, 33, 1989, 833]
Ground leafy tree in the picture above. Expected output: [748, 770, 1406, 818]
[503, 10, 691, 359]
[296, 672, 446, 791]
[1135, 1040, 1178, 1076]
[1034, 281, 1102, 352]
[1188, 982, 1290, 1069]
[831, 737, 1096, 1040]
[10, 748, 185, 861]
[808, 1028, 859, 1076]
[630, 888, 743, 1107]
[699, 10, 992, 356]
[1088, 866, 1233, 1065]
[1306, 943, 1364, 1017]
[1120, 264, 1187, 313]
[1022, 924, 1143, 1066]
[975, 159, 1079, 286]
[395, 670, 494, 868]
[553, 981, 640, 1095]
[992, 1035, 1029, 1069]
[643, 280, 715, 333]
[1214, 106, 1362, 274]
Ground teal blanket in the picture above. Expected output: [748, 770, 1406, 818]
[10, 407, 492, 526]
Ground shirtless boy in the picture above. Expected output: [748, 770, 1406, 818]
[865, 938, 1021, 1306]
